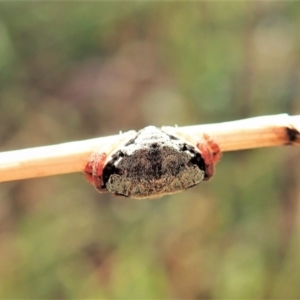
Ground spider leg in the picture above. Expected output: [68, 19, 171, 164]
[84, 130, 137, 191]
[162, 126, 221, 180]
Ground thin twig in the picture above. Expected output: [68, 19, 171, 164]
[0, 114, 299, 183]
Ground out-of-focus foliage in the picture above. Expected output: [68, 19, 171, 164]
[0, 2, 300, 299]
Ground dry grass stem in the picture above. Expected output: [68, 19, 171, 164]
[0, 114, 299, 183]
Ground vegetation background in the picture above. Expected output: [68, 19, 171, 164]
[0, 2, 300, 299]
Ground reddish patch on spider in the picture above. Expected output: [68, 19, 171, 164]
[197, 134, 221, 181]
[84, 152, 107, 190]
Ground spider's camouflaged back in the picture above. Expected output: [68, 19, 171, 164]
[101, 126, 206, 199]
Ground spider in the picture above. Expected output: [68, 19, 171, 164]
[84, 126, 221, 199]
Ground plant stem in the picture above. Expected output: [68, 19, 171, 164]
[0, 114, 299, 182]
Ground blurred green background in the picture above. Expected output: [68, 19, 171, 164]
[0, 2, 300, 299]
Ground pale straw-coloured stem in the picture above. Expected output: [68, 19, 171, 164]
[0, 114, 299, 183]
